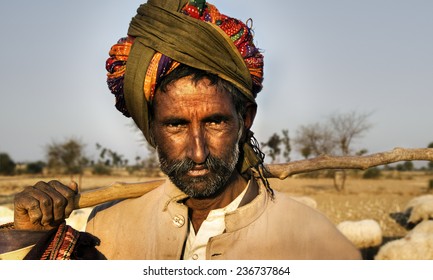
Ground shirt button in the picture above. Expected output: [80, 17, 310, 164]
[192, 254, 199, 260]
[172, 214, 185, 227]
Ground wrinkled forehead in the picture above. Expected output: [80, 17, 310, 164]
[152, 76, 236, 115]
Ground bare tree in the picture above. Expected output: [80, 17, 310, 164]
[328, 111, 372, 191]
[294, 111, 372, 191]
[329, 111, 372, 156]
[294, 123, 336, 158]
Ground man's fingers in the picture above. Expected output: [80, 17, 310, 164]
[69, 181, 79, 193]
[14, 180, 80, 230]
[45, 180, 77, 219]
[15, 186, 53, 227]
[33, 181, 69, 226]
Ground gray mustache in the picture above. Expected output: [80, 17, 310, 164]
[161, 155, 229, 176]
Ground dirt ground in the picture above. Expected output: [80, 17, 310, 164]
[269, 172, 432, 239]
[1, 170, 432, 240]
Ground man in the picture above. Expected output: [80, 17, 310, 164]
[0, 0, 361, 260]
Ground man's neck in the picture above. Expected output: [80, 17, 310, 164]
[185, 172, 248, 234]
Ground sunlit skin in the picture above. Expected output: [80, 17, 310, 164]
[151, 76, 256, 232]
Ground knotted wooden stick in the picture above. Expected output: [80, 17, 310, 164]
[265, 147, 433, 180]
[73, 148, 433, 209]
[74, 179, 165, 209]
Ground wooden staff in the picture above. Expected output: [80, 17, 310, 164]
[73, 147, 433, 209]
[74, 179, 165, 209]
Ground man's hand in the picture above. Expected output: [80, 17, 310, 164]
[14, 180, 78, 230]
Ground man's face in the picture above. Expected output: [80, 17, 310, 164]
[151, 76, 242, 198]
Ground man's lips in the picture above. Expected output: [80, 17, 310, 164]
[187, 165, 209, 176]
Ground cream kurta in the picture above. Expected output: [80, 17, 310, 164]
[86, 179, 361, 260]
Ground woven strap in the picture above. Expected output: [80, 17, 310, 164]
[40, 223, 80, 260]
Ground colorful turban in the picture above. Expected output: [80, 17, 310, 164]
[106, 0, 266, 176]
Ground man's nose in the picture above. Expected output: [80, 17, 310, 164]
[187, 127, 209, 164]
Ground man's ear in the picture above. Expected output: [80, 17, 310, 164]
[243, 103, 257, 131]
[238, 103, 257, 144]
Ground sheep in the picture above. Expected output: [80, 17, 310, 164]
[375, 220, 433, 260]
[290, 196, 317, 209]
[390, 194, 433, 229]
[336, 219, 383, 249]
[0, 205, 14, 225]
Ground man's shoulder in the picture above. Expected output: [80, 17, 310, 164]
[270, 190, 317, 210]
[88, 179, 168, 220]
[266, 190, 332, 225]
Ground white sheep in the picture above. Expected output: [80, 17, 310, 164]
[375, 220, 433, 260]
[0, 205, 14, 225]
[390, 194, 433, 229]
[405, 194, 433, 224]
[336, 219, 383, 249]
[290, 196, 317, 209]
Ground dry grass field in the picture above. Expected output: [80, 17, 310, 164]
[1, 170, 432, 258]
[269, 172, 433, 239]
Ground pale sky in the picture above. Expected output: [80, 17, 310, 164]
[1, 0, 432, 165]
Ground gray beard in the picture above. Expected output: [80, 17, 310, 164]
[158, 145, 240, 198]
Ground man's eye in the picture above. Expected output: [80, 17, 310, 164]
[206, 120, 224, 127]
[167, 123, 183, 128]
[167, 124, 187, 132]
[163, 121, 187, 131]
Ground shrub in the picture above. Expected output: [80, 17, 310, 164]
[25, 161, 46, 174]
[92, 163, 112, 175]
[363, 167, 382, 179]
[0, 153, 16, 175]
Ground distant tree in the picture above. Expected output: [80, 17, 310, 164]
[281, 129, 291, 162]
[300, 146, 312, 159]
[329, 111, 372, 156]
[261, 133, 281, 163]
[403, 161, 414, 171]
[395, 161, 414, 172]
[294, 123, 336, 158]
[142, 142, 160, 176]
[91, 163, 112, 175]
[261, 130, 291, 163]
[363, 167, 382, 179]
[294, 111, 372, 191]
[95, 143, 127, 168]
[46, 138, 87, 177]
[0, 153, 16, 175]
[356, 149, 369, 156]
[329, 111, 372, 191]
[25, 161, 46, 174]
